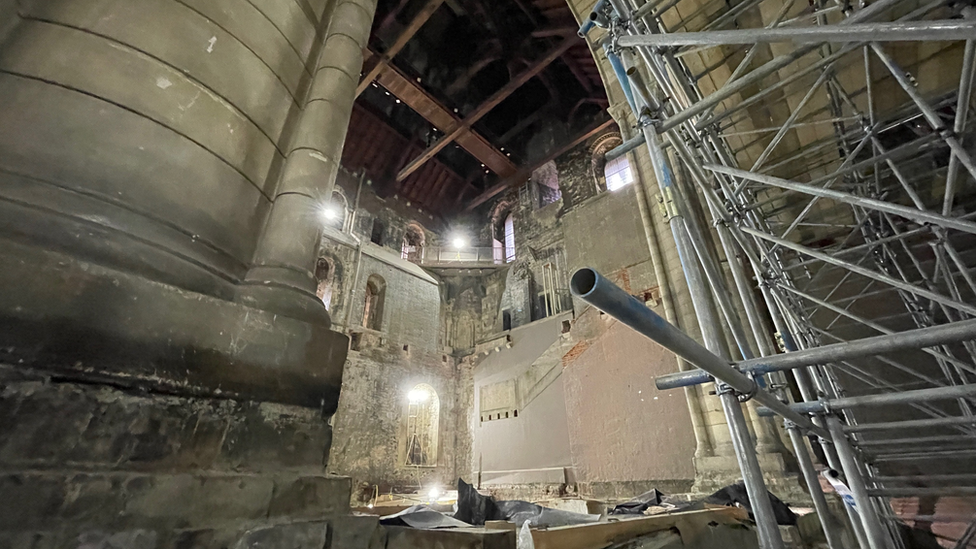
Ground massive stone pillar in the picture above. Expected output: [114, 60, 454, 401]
[0, 0, 374, 406]
[0, 0, 378, 544]
[238, 0, 374, 324]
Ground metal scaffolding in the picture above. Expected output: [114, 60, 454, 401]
[576, 0, 976, 547]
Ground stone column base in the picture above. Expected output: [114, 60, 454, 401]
[0, 236, 348, 410]
[693, 453, 813, 505]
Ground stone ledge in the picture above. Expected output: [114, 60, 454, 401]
[0, 515, 382, 549]
[0, 237, 348, 409]
[0, 365, 335, 474]
[0, 471, 352, 531]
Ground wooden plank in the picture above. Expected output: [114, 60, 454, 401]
[529, 507, 750, 549]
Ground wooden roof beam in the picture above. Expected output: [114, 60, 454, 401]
[355, 0, 446, 97]
[395, 38, 577, 182]
[372, 58, 518, 178]
[561, 51, 594, 93]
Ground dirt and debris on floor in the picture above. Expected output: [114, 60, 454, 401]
[352, 478, 776, 548]
[350, 477, 976, 548]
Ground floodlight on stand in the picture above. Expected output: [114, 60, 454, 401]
[451, 236, 467, 249]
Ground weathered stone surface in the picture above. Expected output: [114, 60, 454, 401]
[0, 474, 65, 531]
[268, 476, 351, 518]
[123, 475, 275, 528]
[384, 527, 515, 549]
[20, 0, 297, 142]
[234, 522, 328, 549]
[0, 20, 282, 193]
[318, 176, 463, 500]
[0, 2, 371, 547]
[329, 515, 383, 549]
[0, 239, 348, 409]
[0, 366, 334, 472]
[0, 366, 369, 548]
[0, 74, 269, 269]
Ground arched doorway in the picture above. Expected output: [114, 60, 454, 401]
[405, 384, 439, 467]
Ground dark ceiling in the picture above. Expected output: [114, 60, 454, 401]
[340, 0, 611, 217]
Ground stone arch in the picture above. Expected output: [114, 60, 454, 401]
[404, 383, 439, 467]
[315, 256, 337, 310]
[489, 198, 518, 263]
[489, 196, 518, 242]
[327, 189, 349, 230]
[362, 274, 386, 331]
[589, 131, 623, 193]
[401, 222, 426, 259]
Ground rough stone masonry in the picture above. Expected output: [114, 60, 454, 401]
[0, 0, 380, 545]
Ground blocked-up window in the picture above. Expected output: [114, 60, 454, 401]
[370, 218, 385, 245]
[405, 384, 439, 466]
[605, 155, 634, 191]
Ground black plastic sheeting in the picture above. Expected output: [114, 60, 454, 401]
[608, 489, 703, 516]
[496, 500, 601, 528]
[454, 478, 599, 528]
[455, 478, 500, 525]
[704, 481, 797, 526]
[609, 489, 665, 515]
[381, 479, 796, 531]
[379, 505, 472, 529]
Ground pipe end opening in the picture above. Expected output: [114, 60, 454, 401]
[571, 268, 598, 297]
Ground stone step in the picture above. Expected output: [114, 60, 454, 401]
[0, 471, 373, 549]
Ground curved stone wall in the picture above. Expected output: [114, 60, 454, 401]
[0, 0, 334, 297]
[0, 0, 376, 405]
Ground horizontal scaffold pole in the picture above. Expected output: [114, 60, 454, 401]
[570, 267, 829, 438]
[616, 20, 976, 47]
[656, 317, 976, 389]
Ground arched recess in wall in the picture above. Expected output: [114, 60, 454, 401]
[405, 383, 439, 467]
[326, 190, 348, 230]
[401, 222, 426, 259]
[489, 198, 517, 264]
[589, 132, 623, 193]
[315, 257, 337, 310]
[362, 274, 386, 331]
[370, 218, 386, 245]
[453, 313, 475, 351]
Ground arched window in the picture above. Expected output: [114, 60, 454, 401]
[604, 155, 634, 191]
[504, 212, 516, 262]
[401, 223, 425, 260]
[362, 274, 386, 330]
[324, 191, 347, 230]
[405, 384, 439, 467]
[315, 257, 335, 310]
[491, 211, 517, 263]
